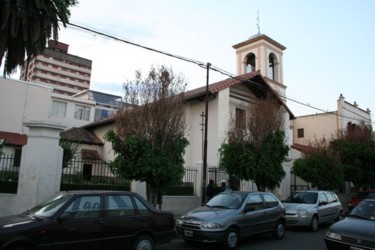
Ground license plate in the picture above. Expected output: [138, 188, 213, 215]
[184, 230, 193, 237]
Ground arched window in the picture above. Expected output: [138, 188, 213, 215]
[245, 53, 256, 73]
[268, 53, 279, 81]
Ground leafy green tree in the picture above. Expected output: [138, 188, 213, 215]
[0, 0, 78, 75]
[293, 148, 344, 190]
[59, 138, 80, 168]
[105, 65, 189, 208]
[219, 94, 289, 191]
[330, 124, 375, 191]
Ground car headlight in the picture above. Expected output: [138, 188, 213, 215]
[297, 210, 308, 217]
[326, 230, 342, 240]
[200, 222, 223, 229]
[176, 219, 183, 226]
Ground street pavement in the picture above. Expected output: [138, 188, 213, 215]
[156, 223, 330, 250]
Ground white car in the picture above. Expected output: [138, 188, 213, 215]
[283, 191, 343, 231]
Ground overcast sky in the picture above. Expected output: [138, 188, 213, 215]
[5, 0, 375, 121]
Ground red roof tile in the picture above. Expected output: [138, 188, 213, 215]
[291, 144, 315, 155]
[60, 128, 103, 145]
[0, 131, 27, 146]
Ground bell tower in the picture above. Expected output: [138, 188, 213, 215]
[233, 34, 287, 98]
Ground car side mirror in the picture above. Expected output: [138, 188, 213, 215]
[57, 213, 72, 223]
[244, 204, 256, 213]
[319, 201, 328, 206]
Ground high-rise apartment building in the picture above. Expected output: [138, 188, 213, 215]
[20, 40, 92, 96]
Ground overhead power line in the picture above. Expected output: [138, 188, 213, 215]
[63, 21, 373, 125]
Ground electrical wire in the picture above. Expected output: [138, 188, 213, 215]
[62, 20, 374, 126]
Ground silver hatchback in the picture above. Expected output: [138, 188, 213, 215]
[176, 191, 286, 250]
[283, 191, 343, 231]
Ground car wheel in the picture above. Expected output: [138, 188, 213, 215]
[133, 235, 154, 250]
[272, 220, 285, 239]
[310, 215, 319, 232]
[223, 227, 239, 250]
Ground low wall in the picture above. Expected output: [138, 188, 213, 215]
[162, 196, 201, 217]
[0, 194, 16, 217]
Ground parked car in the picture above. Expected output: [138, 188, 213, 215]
[283, 190, 343, 232]
[176, 191, 286, 250]
[348, 190, 375, 211]
[325, 198, 375, 250]
[0, 190, 175, 250]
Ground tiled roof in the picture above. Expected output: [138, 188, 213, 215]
[0, 131, 27, 146]
[82, 114, 116, 130]
[81, 149, 101, 160]
[184, 71, 295, 119]
[291, 143, 315, 155]
[184, 71, 262, 100]
[60, 128, 103, 145]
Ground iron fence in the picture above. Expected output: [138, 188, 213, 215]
[163, 166, 198, 196]
[0, 154, 19, 194]
[208, 166, 229, 185]
[60, 158, 130, 191]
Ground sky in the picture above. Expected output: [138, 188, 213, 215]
[5, 0, 375, 121]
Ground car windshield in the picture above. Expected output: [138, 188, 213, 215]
[206, 193, 245, 209]
[349, 200, 375, 221]
[284, 192, 318, 204]
[26, 193, 72, 218]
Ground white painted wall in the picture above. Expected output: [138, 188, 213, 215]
[0, 78, 52, 134]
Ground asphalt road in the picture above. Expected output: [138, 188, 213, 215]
[156, 223, 330, 250]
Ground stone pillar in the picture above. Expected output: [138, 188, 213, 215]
[16, 121, 65, 211]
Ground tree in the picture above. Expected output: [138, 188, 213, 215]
[59, 138, 80, 168]
[330, 123, 375, 191]
[293, 147, 344, 190]
[219, 93, 289, 191]
[0, 0, 78, 76]
[105, 65, 189, 208]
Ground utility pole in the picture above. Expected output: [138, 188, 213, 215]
[202, 62, 210, 204]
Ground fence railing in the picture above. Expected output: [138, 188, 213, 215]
[208, 166, 229, 185]
[0, 154, 19, 194]
[164, 166, 198, 196]
[60, 158, 130, 191]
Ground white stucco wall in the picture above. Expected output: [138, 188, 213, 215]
[0, 78, 52, 134]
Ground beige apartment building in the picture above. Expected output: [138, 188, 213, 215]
[293, 94, 372, 146]
[20, 40, 92, 96]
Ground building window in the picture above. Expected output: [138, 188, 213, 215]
[245, 53, 256, 73]
[297, 128, 304, 138]
[51, 100, 67, 117]
[74, 104, 90, 121]
[95, 108, 115, 121]
[235, 108, 246, 130]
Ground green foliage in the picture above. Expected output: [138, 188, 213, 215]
[59, 139, 80, 168]
[293, 149, 344, 190]
[219, 131, 288, 191]
[219, 139, 256, 181]
[330, 138, 375, 190]
[253, 131, 289, 191]
[0, 0, 78, 75]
